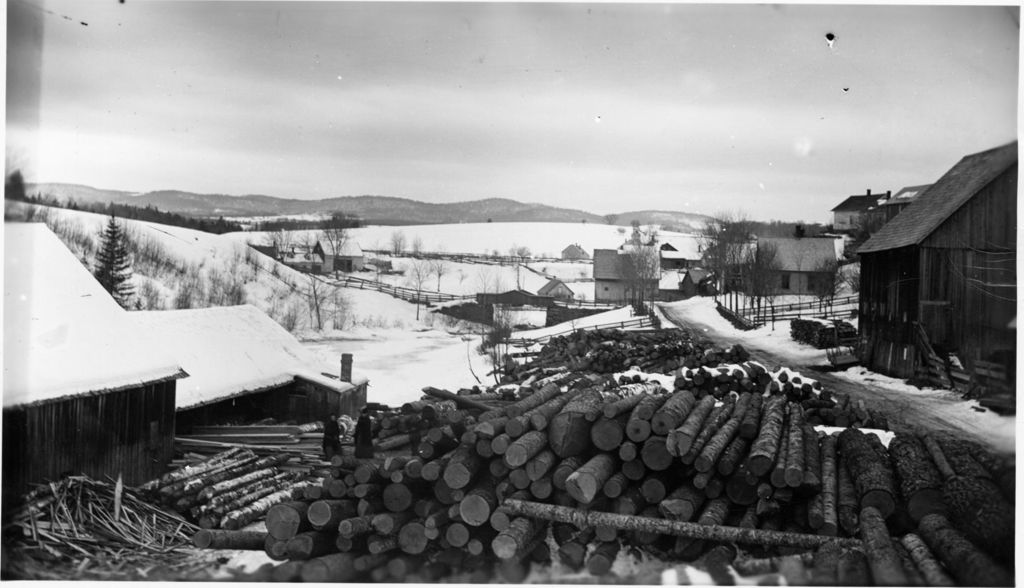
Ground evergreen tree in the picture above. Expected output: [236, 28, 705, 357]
[94, 214, 135, 308]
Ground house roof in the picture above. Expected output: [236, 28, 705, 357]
[129, 305, 365, 411]
[561, 243, 587, 256]
[759, 237, 837, 272]
[537, 278, 570, 297]
[281, 248, 324, 264]
[880, 184, 932, 207]
[683, 268, 711, 284]
[4, 223, 186, 409]
[659, 270, 684, 291]
[831, 194, 881, 213]
[658, 236, 702, 259]
[593, 249, 634, 280]
[859, 142, 1018, 254]
[319, 240, 364, 257]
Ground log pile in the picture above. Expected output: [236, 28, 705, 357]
[790, 319, 858, 349]
[181, 329, 1013, 585]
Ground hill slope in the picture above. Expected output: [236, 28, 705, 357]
[25, 183, 712, 228]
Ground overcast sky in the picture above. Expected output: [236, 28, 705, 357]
[6, 1, 1019, 222]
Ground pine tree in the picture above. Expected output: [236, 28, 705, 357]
[94, 214, 135, 308]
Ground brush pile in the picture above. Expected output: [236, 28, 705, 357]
[2, 475, 199, 580]
[178, 328, 1014, 585]
[790, 319, 858, 349]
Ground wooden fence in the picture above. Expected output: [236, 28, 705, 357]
[504, 315, 655, 350]
[329, 275, 475, 305]
[730, 294, 859, 328]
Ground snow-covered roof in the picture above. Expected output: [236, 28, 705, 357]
[658, 236, 702, 260]
[319, 240, 364, 257]
[130, 305, 366, 411]
[3, 223, 186, 409]
[659, 270, 684, 291]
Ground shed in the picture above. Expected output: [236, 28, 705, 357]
[680, 268, 715, 298]
[857, 141, 1016, 386]
[3, 223, 186, 496]
[561, 243, 590, 261]
[130, 305, 368, 431]
[315, 240, 365, 273]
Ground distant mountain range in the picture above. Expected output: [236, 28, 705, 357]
[25, 183, 711, 229]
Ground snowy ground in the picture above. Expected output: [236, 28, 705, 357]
[658, 297, 1016, 454]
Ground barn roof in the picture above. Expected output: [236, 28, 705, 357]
[830, 194, 879, 213]
[759, 237, 837, 272]
[561, 243, 588, 256]
[4, 223, 186, 409]
[593, 249, 633, 280]
[858, 142, 1018, 254]
[130, 305, 366, 411]
[318, 239, 363, 257]
[537, 278, 568, 296]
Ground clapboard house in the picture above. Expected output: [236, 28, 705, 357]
[759, 237, 840, 296]
[857, 142, 1017, 390]
[3, 224, 186, 498]
[130, 305, 368, 432]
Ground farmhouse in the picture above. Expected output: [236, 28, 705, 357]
[830, 189, 890, 232]
[315, 239, 365, 273]
[560, 243, 589, 261]
[280, 245, 327, 274]
[130, 305, 368, 432]
[857, 141, 1016, 394]
[537, 278, 575, 301]
[593, 249, 658, 304]
[759, 237, 839, 296]
[658, 236, 702, 270]
[3, 223, 187, 497]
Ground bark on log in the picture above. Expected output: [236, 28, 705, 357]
[770, 420, 791, 489]
[193, 529, 267, 550]
[717, 435, 750, 477]
[548, 389, 603, 458]
[337, 515, 375, 537]
[838, 428, 897, 518]
[603, 391, 647, 419]
[499, 500, 860, 550]
[641, 435, 673, 471]
[784, 406, 805, 488]
[681, 396, 737, 464]
[938, 438, 991, 480]
[917, 514, 1013, 587]
[941, 475, 1014, 562]
[565, 454, 618, 504]
[586, 541, 621, 576]
[887, 434, 945, 523]
[557, 527, 595, 571]
[492, 516, 545, 559]
[696, 395, 747, 473]
[142, 447, 251, 493]
[816, 434, 838, 537]
[651, 390, 698, 436]
[443, 444, 483, 490]
[921, 436, 956, 481]
[858, 506, 909, 586]
[552, 456, 586, 490]
[264, 535, 289, 560]
[528, 391, 579, 431]
[725, 465, 759, 506]
[837, 455, 859, 536]
[899, 532, 955, 587]
[423, 386, 494, 411]
[666, 394, 716, 457]
[739, 393, 763, 440]
[504, 431, 548, 468]
[525, 449, 558, 482]
[801, 425, 822, 493]
[507, 382, 564, 418]
[675, 496, 730, 560]
[747, 395, 786, 476]
[474, 416, 509, 439]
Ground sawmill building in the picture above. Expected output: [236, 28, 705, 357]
[3, 224, 187, 497]
[130, 305, 368, 432]
[857, 141, 1017, 397]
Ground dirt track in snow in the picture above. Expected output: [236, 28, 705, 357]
[658, 303, 1016, 456]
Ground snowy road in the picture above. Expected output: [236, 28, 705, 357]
[658, 299, 1016, 455]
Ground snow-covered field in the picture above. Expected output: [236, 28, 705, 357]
[223, 221, 703, 259]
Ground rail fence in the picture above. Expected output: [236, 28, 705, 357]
[725, 294, 859, 328]
[329, 275, 475, 305]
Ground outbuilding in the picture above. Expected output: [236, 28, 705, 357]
[3, 223, 186, 497]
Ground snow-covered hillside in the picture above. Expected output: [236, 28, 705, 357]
[223, 221, 703, 259]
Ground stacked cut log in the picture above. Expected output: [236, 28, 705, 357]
[790, 318, 858, 349]
[184, 329, 1013, 584]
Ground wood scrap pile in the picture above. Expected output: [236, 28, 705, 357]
[790, 319, 858, 349]
[185, 336, 1013, 585]
[2, 475, 199, 580]
[173, 422, 336, 468]
[505, 328, 749, 379]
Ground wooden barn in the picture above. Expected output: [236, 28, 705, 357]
[560, 243, 589, 261]
[856, 142, 1016, 393]
[315, 239, 365, 273]
[130, 305, 368, 432]
[3, 224, 186, 498]
[537, 278, 575, 301]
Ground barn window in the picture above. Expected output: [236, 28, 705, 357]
[781, 274, 790, 290]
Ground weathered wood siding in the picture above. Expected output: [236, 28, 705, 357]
[918, 164, 1016, 373]
[2, 380, 177, 498]
[858, 246, 920, 377]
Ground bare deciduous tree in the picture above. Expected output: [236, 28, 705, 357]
[390, 230, 407, 256]
[407, 259, 431, 319]
[411, 236, 424, 256]
[429, 258, 449, 292]
[811, 258, 843, 309]
[742, 240, 780, 320]
[700, 212, 756, 308]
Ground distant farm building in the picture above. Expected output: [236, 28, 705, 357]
[315, 240, 365, 273]
[659, 237, 702, 270]
[249, 243, 281, 260]
[561, 243, 590, 261]
[759, 237, 840, 296]
[476, 290, 555, 327]
[3, 224, 186, 497]
[280, 246, 327, 274]
[130, 305, 368, 432]
[538, 278, 575, 301]
[680, 268, 716, 298]
[857, 141, 1016, 396]
[875, 184, 932, 225]
[593, 249, 658, 304]
[831, 189, 891, 232]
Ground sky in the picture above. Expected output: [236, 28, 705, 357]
[5, 1, 1019, 223]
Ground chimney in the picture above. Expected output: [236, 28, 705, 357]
[885, 190, 892, 200]
[866, 189, 871, 196]
[341, 353, 353, 383]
